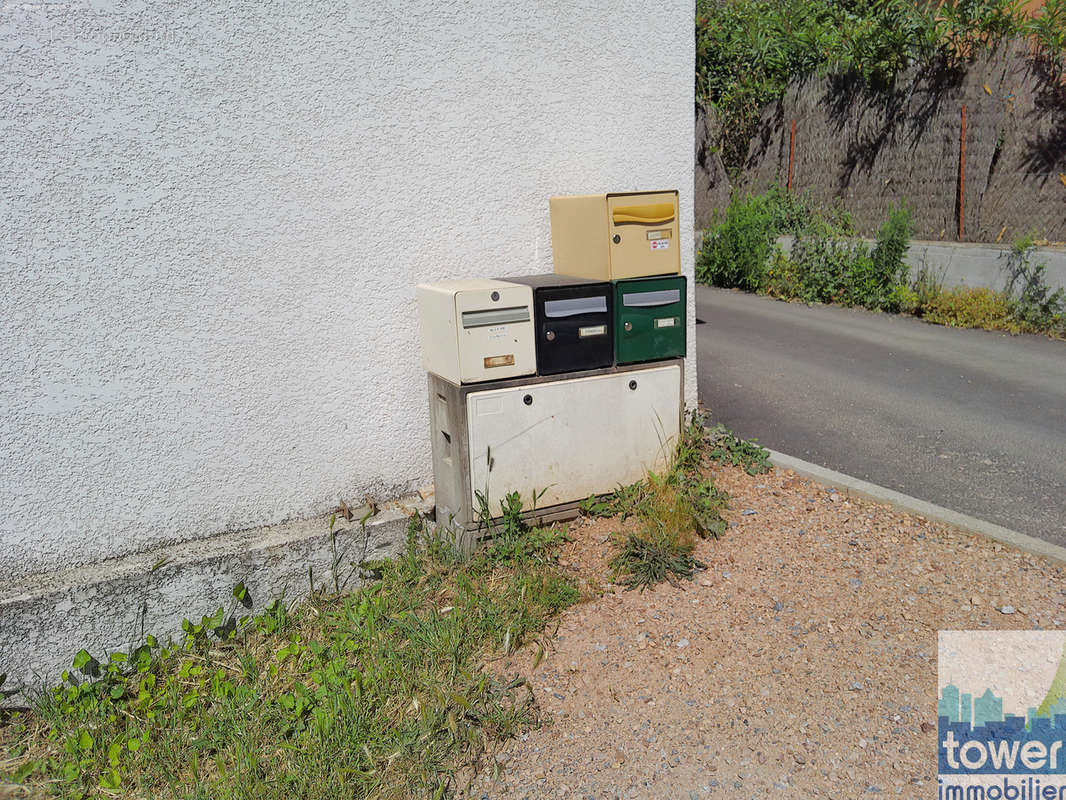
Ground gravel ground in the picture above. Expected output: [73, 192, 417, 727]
[462, 463, 1066, 800]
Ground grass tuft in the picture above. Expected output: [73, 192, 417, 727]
[609, 528, 706, 591]
[596, 413, 737, 591]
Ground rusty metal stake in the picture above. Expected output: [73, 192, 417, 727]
[959, 104, 967, 241]
[787, 120, 796, 193]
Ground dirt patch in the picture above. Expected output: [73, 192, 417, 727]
[464, 464, 1066, 799]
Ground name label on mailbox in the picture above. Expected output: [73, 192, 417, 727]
[654, 317, 679, 329]
[648, 229, 671, 251]
[578, 325, 607, 338]
[483, 354, 515, 368]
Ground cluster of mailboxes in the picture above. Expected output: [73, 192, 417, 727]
[416, 191, 686, 547]
[416, 191, 686, 384]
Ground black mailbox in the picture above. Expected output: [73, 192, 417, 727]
[497, 274, 614, 375]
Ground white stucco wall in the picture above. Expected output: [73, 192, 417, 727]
[1, 1, 696, 580]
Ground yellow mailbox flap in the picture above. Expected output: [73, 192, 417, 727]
[611, 203, 676, 225]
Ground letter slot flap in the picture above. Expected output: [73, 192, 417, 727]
[543, 297, 608, 318]
[611, 203, 676, 224]
[622, 289, 681, 308]
[461, 306, 530, 328]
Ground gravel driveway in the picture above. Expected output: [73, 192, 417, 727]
[462, 463, 1066, 799]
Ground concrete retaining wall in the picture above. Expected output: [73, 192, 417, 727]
[776, 237, 1066, 294]
[905, 241, 1066, 294]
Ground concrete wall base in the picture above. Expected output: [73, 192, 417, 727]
[0, 491, 433, 705]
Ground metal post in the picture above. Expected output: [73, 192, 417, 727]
[787, 119, 796, 192]
[959, 105, 967, 241]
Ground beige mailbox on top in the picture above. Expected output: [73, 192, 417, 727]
[416, 279, 536, 384]
[550, 190, 680, 281]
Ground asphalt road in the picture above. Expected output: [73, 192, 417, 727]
[695, 286, 1066, 547]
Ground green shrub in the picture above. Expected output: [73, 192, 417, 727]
[870, 204, 914, 310]
[920, 286, 1018, 330]
[698, 191, 783, 291]
[695, 0, 1053, 174]
[887, 283, 920, 314]
[708, 196, 912, 312]
[1005, 235, 1066, 334]
[906, 243, 1065, 339]
[1031, 0, 1066, 78]
[696, 187, 815, 292]
[784, 234, 861, 305]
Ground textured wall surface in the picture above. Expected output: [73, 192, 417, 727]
[1, 2, 696, 580]
[694, 104, 731, 230]
[729, 44, 1066, 242]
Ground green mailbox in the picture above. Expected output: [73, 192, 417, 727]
[613, 275, 687, 365]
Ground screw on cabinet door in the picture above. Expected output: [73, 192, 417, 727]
[523, 394, 533, 405]
[545, 330, 555, 341]
[612, 234, 621, 244]
[628, 380, 637, 390]
[624, 321, 632, 331]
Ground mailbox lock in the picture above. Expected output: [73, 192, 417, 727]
[523, 394, 533, 405]
[490, 291, 500, 301]
[545, 330, 555, 341]
[624, 321, 633, 331]
[612, 234, 621, 244]
[628, 380, 638, 390]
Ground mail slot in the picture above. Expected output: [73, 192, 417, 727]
[416, 279, 536, 384]
[549, 190, 680, 281]
[498, 274, 614, 375]
[613, 275, 687, 365]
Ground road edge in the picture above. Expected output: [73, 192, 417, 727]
[767, 449, 1066, 567]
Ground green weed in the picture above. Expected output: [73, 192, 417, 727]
[909, 261, 947, 312]
[474, 489, 571, 567]
[1, 515, 578, 800]
[705, 424, 773, 476]
[597, 413, 733, 591]
[609, 527, 706, 592]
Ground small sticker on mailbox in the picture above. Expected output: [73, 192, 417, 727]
[654, 317, 679, 329]
[650, 239, 670, 251]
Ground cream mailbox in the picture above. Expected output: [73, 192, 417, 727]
[549, 190, 680, 281]
[416, 279, 536, 384]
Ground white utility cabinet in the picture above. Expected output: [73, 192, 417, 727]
[428, 360, 683, 550]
